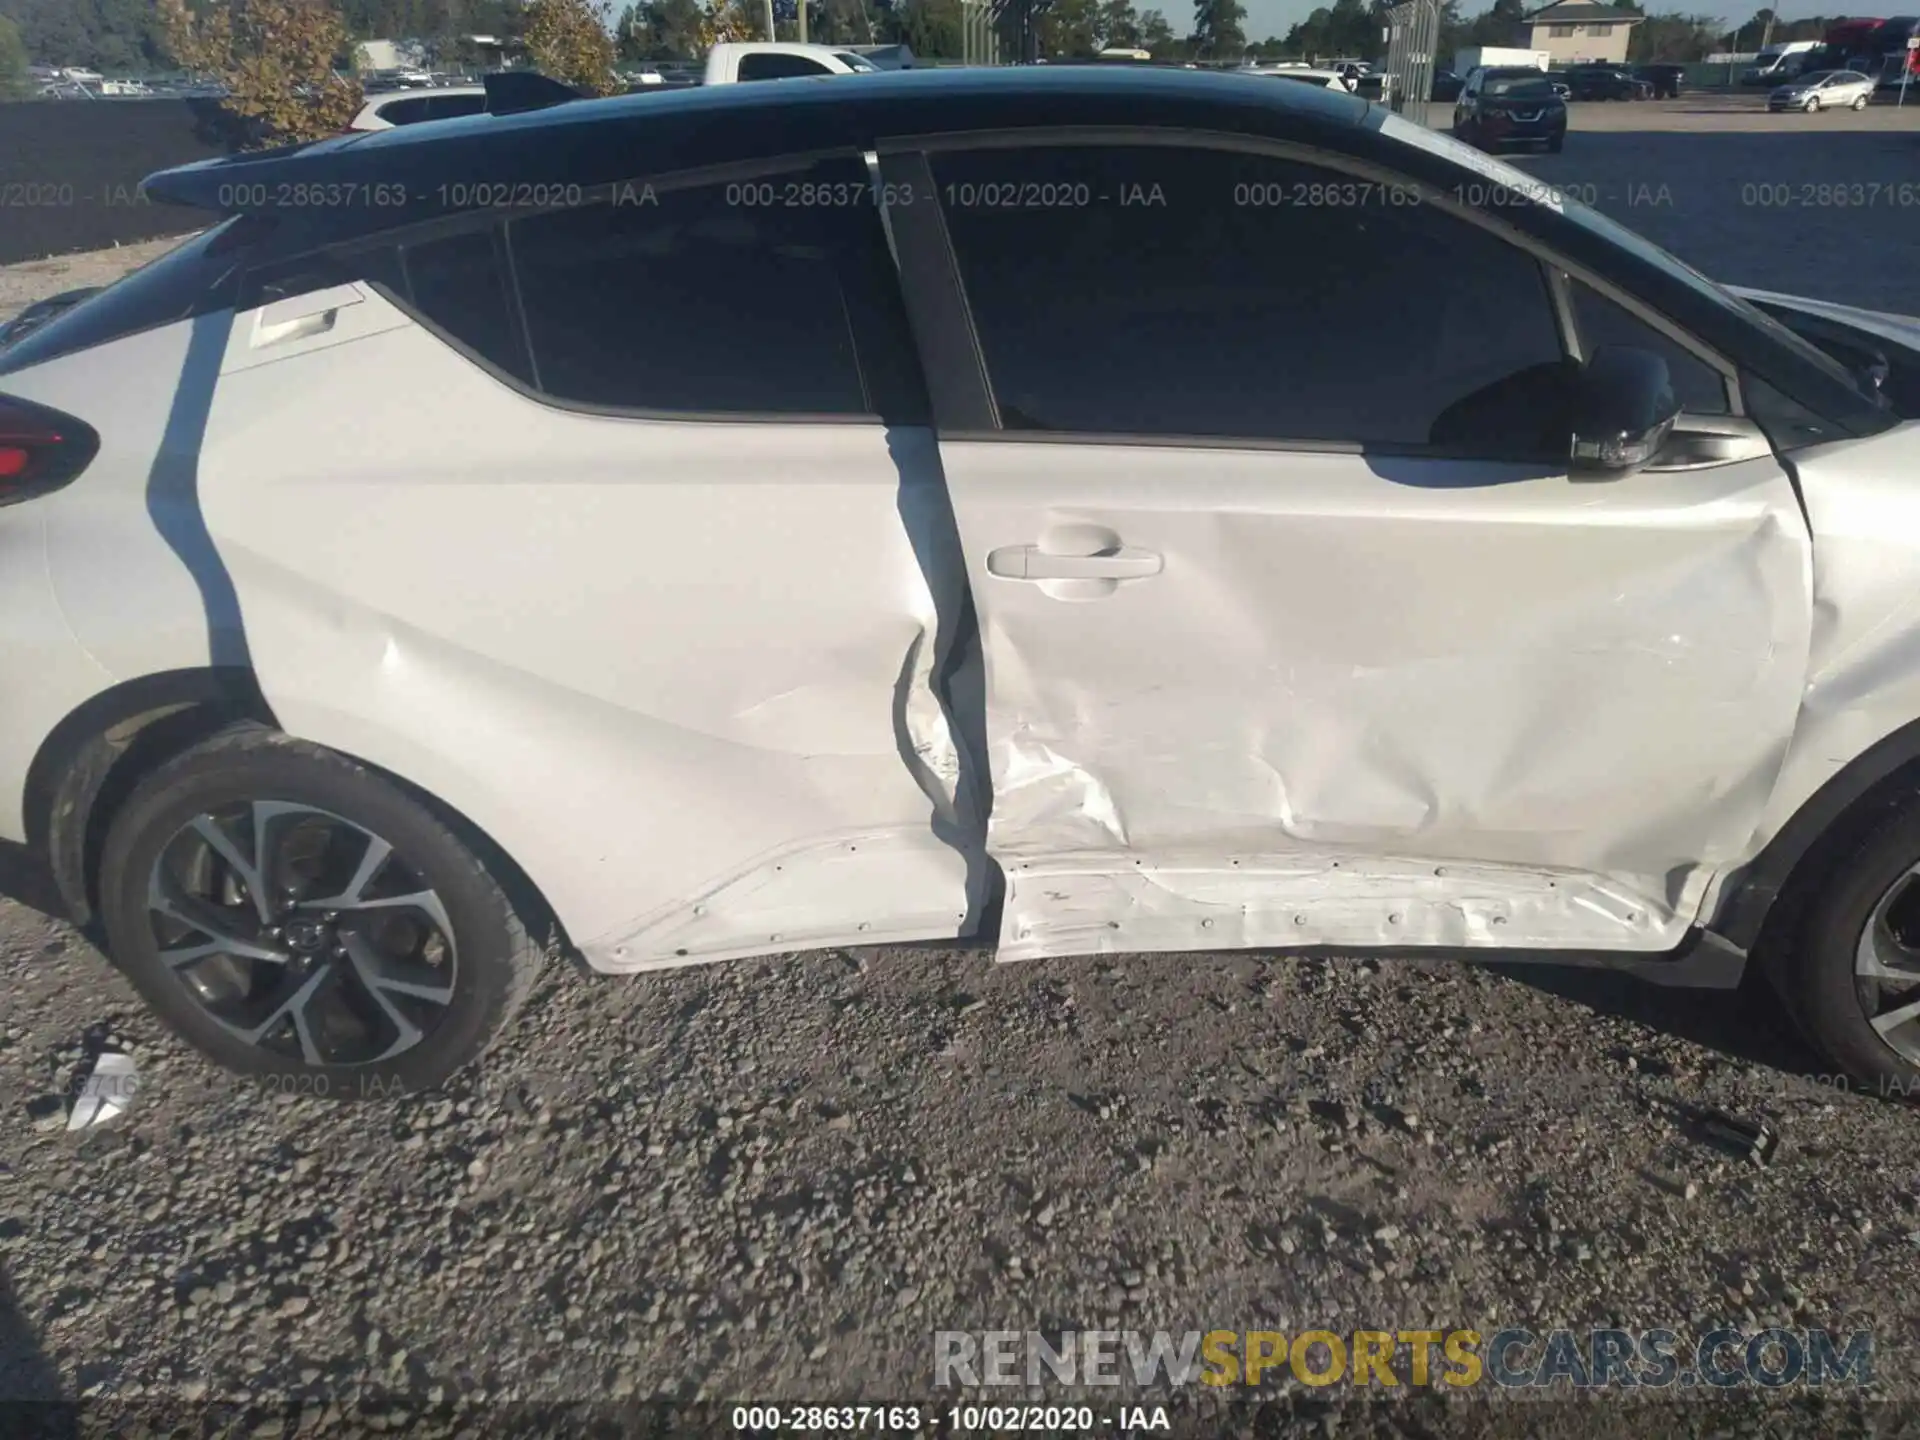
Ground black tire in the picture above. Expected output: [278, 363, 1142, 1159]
[1774, 805, 1920, 1092]
[99, 723, 543, 1099]
[1547, 132, 1564, 153]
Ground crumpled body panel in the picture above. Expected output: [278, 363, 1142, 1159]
[195, 302, 983, 967]
[1709, 420, 1920, 902]
[939, 440, 1812, 959]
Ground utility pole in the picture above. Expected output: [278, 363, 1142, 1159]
[797, 0, 808, 43]
[763, 0, 776, 40]
[1759, 11, 1774, 53]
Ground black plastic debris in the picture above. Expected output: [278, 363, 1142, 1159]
[1700, 1108, 1778, 1167]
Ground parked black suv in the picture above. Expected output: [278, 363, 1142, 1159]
[1564, 63, 1652, 100]
[1453, 67, 1569, 152]
[1637, 63, 1685, 98]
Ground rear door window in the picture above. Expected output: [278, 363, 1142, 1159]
[398, 229, 532, 383]
[505, 156, 910, 416]
[425, 93, 487, 120]
[736, 53, 832, 80]
[374, 96, 435, 125]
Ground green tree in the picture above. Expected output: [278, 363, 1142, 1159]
[525, 0, 619, 89]
[0, 12, 30, 95]
[1628, 10, 1718, 61]
[1138, 6, 1175, 52]
[1463, 0, 1525, 47]
[617, 0, 706, 54]
[1041, 0, 1103, 54]
[1096, 0, 1139, 46]
[1190, 0, 1244, 58]
[160, 0, 363, 143]
[812, 0, 879, 43]
[0, 0, 173, 74]
[894, 0, 961, 56]
[1432, 0, 1468, 64]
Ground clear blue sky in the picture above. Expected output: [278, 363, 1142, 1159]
[1235, 0, 1831, 44]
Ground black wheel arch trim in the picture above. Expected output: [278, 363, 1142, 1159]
[24, 668, 275, 930]
[1709, 713, 1920, 954]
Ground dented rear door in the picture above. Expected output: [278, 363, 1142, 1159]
[195, 156, 984, 969]
[900, 138, 1813, 961]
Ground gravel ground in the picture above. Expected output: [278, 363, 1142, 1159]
[4, 120, 1920, 1436]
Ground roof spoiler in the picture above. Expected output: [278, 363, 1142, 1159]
[483, 70, 587, 115]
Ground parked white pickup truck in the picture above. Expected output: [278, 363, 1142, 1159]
[702, 42, 881, 83]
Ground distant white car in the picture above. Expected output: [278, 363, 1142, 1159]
[1245, 65, 1358, 93]
[1769, 69, 1876, 111]
[347, 85, 490, 131]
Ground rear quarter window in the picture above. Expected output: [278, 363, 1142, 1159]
[375, 96, 436, 125]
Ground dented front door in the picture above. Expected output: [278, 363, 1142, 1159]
[940, 442, 1812, 962]
[896, 137, 1814, 963]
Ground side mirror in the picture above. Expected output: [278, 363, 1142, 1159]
[1569, 345, 1681, 478]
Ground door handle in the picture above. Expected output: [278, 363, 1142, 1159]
[986, 545, 1164, 582]
[253, 283, 364, 348]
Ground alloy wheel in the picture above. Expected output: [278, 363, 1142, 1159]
[1854, 865, 1920, 1065]
[145, 801, 458, 1067]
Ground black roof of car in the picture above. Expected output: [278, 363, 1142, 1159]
[143, 66, 1372, 216]
[126, 60, 1891, 445]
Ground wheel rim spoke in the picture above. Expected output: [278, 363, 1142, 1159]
[145, 799, 457, 1069]
[340, 933, 435, 1060]
[148, 867, 286, 964]
[299, 834, 393, 912]
[188, 810, 273, 924]
[1873, 993, 1920, 1041]
[1856, 866, 1920, 1064]
[216, 964, 332, 1064]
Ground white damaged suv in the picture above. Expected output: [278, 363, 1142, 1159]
[4, 68, 1920, 1097]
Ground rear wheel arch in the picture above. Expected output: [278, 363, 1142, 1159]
[25, 668, 275, 928]
[26, 673, 570, 961]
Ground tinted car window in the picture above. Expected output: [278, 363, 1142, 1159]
[1570, 281, 1730, 414]
[398, 228, 533, 383]
[426, 93, 488, 119]
[736, 53, 831, 80]
[375, 96, 436, 124]
[1483, 75, 1556, 97]
[931, 145, 1568, 452]
[505, 158, 882, 414]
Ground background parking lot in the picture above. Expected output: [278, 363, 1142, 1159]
[3, 103, 1920, 1432]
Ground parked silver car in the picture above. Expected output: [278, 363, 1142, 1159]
[1770, 69, 1876, 111]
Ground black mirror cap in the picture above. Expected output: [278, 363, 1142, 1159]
[1570, 344, 1681, 476]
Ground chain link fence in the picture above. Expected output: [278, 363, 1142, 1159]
[1382, 0, 1441, 126]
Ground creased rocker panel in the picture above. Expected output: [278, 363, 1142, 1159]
[8, 72, 1915, 980]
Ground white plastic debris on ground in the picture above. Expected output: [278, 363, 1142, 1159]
[66, 1051, 138, 1130]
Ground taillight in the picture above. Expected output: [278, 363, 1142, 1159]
[0, 394, 100, 507]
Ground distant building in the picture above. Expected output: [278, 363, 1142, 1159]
[1521, 1, 1644, 64]
[354, 39, 428, 72]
